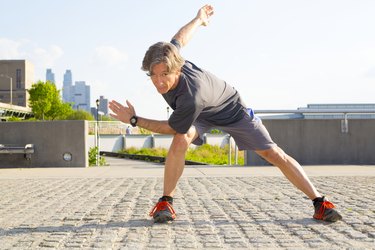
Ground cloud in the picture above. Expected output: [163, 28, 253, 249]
[0, 37, 63, 67]
[91, 46, 127, 66]
[0, 38, 22, 58]
[31, 45, 63, 67]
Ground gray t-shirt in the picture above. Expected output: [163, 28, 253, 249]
[163, 40, 248, 134]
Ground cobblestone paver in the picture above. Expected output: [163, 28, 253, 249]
[0, 176, 374, 249]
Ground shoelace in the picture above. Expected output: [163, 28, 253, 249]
[315, 200, 335, 220]
[149, 201, 176, 218]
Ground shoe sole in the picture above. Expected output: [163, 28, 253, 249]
[323, 209, 343, 222]
[314, 209, 343, 222]
[153, 210, 175, 223]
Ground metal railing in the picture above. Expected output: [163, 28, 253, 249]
[88, 121, 128, 135]
[254, 109, 375, 134]
[0, 102, 33, 120]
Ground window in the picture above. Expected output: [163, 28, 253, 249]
[16, 69, 22, 89]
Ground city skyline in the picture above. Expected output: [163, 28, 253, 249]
[60, 69, 91, 112]
[1, 1, 374, 119]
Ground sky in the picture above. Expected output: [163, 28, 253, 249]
[1, 0, 374, 119]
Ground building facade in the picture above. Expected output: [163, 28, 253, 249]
[0, 60, 34, 107]
[98, 95, 109, 115]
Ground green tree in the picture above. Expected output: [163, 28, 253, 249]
[28, 81, 73, 120]
[46, 95, 74, 120]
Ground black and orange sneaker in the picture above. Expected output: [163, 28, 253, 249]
[313, 196, 342, 222]
[149, 197, 176, 223]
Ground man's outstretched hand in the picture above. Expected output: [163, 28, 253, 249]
[109, 100, 136, 124]
[197, 4, 214, 26]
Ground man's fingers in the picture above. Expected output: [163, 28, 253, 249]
[110, 100, 128, 112]
[109, 100, 121, 107]
[126, 100, 136, 115]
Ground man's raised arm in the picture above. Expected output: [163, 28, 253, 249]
[172, 4, 214, 48]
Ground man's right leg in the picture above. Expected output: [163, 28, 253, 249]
[163, 127, 199, 197]
[149, 127, 199, 223]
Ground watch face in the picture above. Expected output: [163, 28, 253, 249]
[130, 116, 137, 126]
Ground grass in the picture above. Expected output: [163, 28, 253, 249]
[120, 144, 244, 165]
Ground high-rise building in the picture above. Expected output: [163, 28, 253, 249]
[72, 81, 90, 112]
[62, 70, 73, 103]
[46, 69, 55, 84]
[0, 60, 34, 107]
[61, 70, 92, 112]
[98, 95, 109, 115]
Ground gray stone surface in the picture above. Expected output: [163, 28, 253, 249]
[0, 158, 374, 249]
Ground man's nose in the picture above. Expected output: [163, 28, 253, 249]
[155, 75, 162, 83]
[154, 78, 164, 87]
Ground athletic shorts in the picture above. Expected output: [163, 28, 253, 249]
[192, 109, 277, 151]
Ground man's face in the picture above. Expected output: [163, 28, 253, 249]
[150, 63, 180, 94]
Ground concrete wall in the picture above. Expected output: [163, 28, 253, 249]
[0, 121, 88, 168]
[246, 119, 375, 165]
[88, 134, 124, 152]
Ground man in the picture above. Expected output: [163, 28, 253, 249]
[109, 4, 342, 223]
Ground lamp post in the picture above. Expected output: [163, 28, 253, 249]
[96, 99, 100, 166]
[0, 74, 12, 105]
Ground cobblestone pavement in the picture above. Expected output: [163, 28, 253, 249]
[0, 174, 374, 250]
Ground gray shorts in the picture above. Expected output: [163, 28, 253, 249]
[193, 111, 276, 151]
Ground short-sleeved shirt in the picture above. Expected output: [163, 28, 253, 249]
[162, 39, 248, 134]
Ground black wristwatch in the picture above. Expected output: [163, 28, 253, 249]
[130, 115, 138, 127]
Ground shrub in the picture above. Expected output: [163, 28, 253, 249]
[89, 147, 106, 166]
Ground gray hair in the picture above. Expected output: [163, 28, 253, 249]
[142, 42, 185, 74]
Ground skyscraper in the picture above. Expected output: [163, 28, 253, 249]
[61, 70, 91, 112]
[72, 81, 90, 112]
[62, 70, 73, 103]
[46, 69, 55, 84]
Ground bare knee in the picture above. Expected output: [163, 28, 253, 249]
[171, 134, 190, 152]
[170, 127, 198, 153]
[256, 146, 288, 166]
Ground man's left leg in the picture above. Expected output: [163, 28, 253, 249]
[256, 146, 342, 222]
